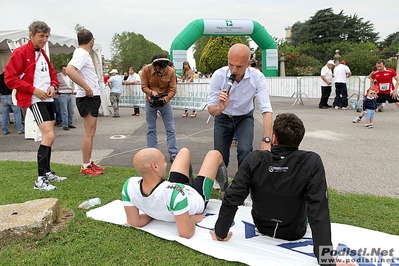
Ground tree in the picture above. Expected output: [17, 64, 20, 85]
[306, 8, 346, 44]
[74, 24, 85, 33]
[198, 36, 243, 74]
[50, 54, 73, 71]
[290, 21, 310, 46]
[109, 31, 168, 72]
[192, 36, 211, 69]
[193, 36, 251, 69]
[291, 8, 379, 45]
[381, 31, 399, 47]
[342, 14, 379, 43]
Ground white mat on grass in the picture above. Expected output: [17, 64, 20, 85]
[87, 199, 399, 266]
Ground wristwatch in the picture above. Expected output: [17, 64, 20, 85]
[262, 137, 271, 143]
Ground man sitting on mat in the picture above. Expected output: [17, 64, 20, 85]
[211, 113, 345, 266]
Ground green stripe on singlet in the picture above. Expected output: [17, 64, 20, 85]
[167, 183, 188, 211]
[121, 179, 131, 202]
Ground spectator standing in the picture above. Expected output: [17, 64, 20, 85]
[333, 60, 351, 110]
[66, 29, 106, 176]
[319, 60, 335, 109]
[0, 72, 24, 135]
[107, 69, 123, 118]
[124, 66, 141, 116]
[181, 61, 196, 118]
[207, 43, 273, 168]
[57, 65, 75, 130]
[141, 54, 178, 163]
[123, 71, 128, 81]
[5, 21, 66, 190]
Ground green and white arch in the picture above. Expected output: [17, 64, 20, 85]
[170, 19, 278, 77]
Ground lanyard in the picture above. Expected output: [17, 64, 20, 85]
[20, 50, 42, 80]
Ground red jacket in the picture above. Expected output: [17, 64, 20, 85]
[4, 40, 59, 108]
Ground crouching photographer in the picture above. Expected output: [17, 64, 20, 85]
[141, 54, 179, 163]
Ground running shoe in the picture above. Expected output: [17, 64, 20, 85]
[34, 177, 56, 191]
[90, 161, 106, 171]
[353, 117, 361, 123]
[46, 171, 67, 182]
[80, 165, 103, 176]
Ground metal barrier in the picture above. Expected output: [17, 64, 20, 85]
[106, 76, 371, 110]
[115, 83, 209, 111]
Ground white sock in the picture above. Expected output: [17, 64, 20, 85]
[83, 163, 90, 168]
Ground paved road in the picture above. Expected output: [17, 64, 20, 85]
[1, 96, 398, 198]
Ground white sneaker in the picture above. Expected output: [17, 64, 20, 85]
[46, 171, 67, 182]
[369, 124, 373, 128]
[353, 117, 361, 123]
[34, 177, 57, 191]
[335, 106, 340, 110]
[341, 107, 348, 110]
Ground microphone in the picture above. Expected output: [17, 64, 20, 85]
[225, 73, 236, 95]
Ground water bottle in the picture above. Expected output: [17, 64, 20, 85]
[78, 198, 101, 209]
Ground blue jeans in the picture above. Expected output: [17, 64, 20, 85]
[53, 97, 62, 124]
[214, 109, 254, 167]
[145, 101, 178, 157]
[58, 94, 74, 127]
[1, 95, 24, 134]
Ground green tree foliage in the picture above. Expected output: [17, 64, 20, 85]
[74, 24, 85, 33]
[50, 53, 73, 72]
[198, 36, 243, 74]
[282, 52, 322, 76]
[110, 32, 168, 73]
[381, 31, 399, 47]
[194, 36, 251, 72]
[193, 36, 211, 69]
[291, 8, 378, 46]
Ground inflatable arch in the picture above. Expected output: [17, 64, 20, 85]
[170, 19, 278, 77]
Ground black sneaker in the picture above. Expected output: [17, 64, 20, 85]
[215, 162, 228, 191]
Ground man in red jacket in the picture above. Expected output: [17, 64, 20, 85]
[5, 21, 67, 191]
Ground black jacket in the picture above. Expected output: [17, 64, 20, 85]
[215, 146, 334, 264]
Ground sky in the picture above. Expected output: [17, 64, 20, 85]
[3, 0, 398, 68]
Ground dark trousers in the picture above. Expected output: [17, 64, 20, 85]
[319, 86, 332, 107]
[333, 82, 348, 108]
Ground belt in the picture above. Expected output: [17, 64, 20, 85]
[219, 112, 252, 119]
[219, 113, 232, 118]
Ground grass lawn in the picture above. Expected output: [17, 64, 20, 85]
[0, 161, 398, 265]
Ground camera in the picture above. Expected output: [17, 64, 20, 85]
[250, 59, 257, 68]
[149, 93, 168, 107]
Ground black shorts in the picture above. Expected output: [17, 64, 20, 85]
[76, 96, 101, 117]
[30, 102, 55, 125]
[168, 172, 211, 203]
[377, 93, 399, 103]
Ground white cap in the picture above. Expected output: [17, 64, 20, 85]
[110, 69, 118, 74]
[327, 60, 335, 66]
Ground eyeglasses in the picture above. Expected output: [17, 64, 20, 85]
[369, 92, 376, 94]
